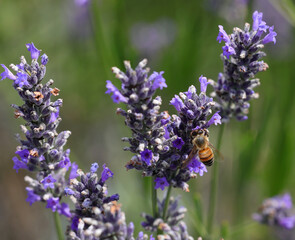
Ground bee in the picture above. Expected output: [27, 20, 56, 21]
[182, 128, 214, 168]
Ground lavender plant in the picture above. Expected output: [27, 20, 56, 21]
[253, 193, 295, 230]
[0, 44, 156, 240]
[106, 60, 221, 192]
[211, 11, 277, 122]
[0, 43, 72, 227]
[106, 57, 221, 238]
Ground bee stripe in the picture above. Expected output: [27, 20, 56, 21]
[200, 155, 213, 161]
[203, 159, 213, 166]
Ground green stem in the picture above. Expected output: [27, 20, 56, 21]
[53, 211, 64, 240]
[152, 177, 159, 218]
[162, 184, 172, 220]
[207, 124, 225, 238]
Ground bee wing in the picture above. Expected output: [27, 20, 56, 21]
[182, 146, 198, 168]
[208, 142, 224, 162]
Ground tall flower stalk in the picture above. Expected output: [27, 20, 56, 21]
[1, 43, 72, 240]
[106, 59, 221, 238]
[206, 11, 277, 238]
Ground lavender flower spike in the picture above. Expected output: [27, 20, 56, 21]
[1, 43, 72, 218]
[253, 193, 295, 230]
[141, 196, 194, 240]
[107, 60, 221, 191]
[211, 11, 277, 122]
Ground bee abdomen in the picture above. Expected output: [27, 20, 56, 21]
[202, 158, 214, 166]
[199, 148, 214, 166]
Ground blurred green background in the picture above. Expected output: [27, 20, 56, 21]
[0, 0, 295, 239]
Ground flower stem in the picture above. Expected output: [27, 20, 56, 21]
[207, 124, 225, 238]
[152, 177, 159, 218]
[162, 184, 172, 220]
[53, 211, 64, 240]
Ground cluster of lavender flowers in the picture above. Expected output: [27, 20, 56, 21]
[1, 44, 154, 240]
[210, 11, 277, 121]
[106, 60, 221, 192]
[253, 193, 295, 230]
[66, 163, 156, 240]
[141, 197, 193, 240]
[1, 43, 72, 216]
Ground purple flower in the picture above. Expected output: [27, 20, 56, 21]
[41, 174, 56, 189]
[106, 80, 127, 104]
[111, 90, 128, 104]
[172, 137, 184, 150]
[49, 107, 59, 123]
[207, 112, 222, 126]
[46, 197, 60, 212]
[58, 155, 71, 170]
[262, 26, 277, 44]
[252, 11, 268, 32]
[41, 54, 48, 65]
[222, 45, 236, 58]
[199, 75, 209, 92]
[69, 162, 79, 179]
[26, 42, 41, 60]
[0, 64, 17, 80]
[101, 164, 113, 182]
[90, 162, 99, 173]
[154, 177, 169, 190]
[14, 72, 29, 87]
[15, 149, 30, 161]
[64, 187, 74, 195]
[71, 216, 80, 231]
[26, 187, 41, 205]
[58, 202, 72, 218]
[188, 159, 207, 176]
[150, 71, 167, 90]
[217, 25, 230, 43]
[170, 95, 185, 112]
[279, 216, 295, 229]
[140, 149, 153, 166]
[12, 156, 28, 172]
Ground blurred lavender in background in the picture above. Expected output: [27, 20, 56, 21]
[130, 19, 177, 59]
[254, 0, 293, 57]
[208, 0, 249, 24]
[253, 193, 295, 240]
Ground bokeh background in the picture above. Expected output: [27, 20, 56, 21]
[0, 0, 295, 239]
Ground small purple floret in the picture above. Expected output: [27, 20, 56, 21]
[64, 187, 74, 195]
[58, 202, 72, 218]
[188, 159, 207, 176]
[69, 162, 79, 179]
[172, 137, 184, 150]
[15, 72, 29, 87]
[41, 174, 57, 189]
[140, 149, 153, 166]
[0, 64, 17, 81]
[46, 197, 59, 212]
[101, 164, 113, 182]
[207, 112, 222, 126]
[149, 71, 167, 90]
[12, 156, 28, 172]
[26, 187, 41, 205]
[199, 75, 209, 93]
[222, 45, 236, 59]
[90, 162, 99, 173]
[262, 26, 277, 44]
[154, 177, 169, 190]
[41, 54, 49, 65]
[217, 25, 230, 43]
[26, 42, 41, 60]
